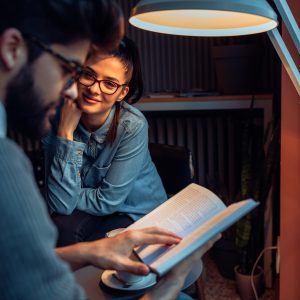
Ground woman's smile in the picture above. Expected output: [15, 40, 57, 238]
[82, 92, 102, 104]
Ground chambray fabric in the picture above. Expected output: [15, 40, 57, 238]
[0, 104, 85, 300]
[177, 292, 194, 300]
[0, 102, 6, 137]
[43, 102, 167, 220]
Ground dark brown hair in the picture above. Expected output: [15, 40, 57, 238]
[105, 36, 144, 145]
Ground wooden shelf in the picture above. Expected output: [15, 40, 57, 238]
[134, 94, 273, 132]
[139, 94, 272, 103]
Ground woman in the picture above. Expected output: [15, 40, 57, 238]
[43, 37, 167, 246]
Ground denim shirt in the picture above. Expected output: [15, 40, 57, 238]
[43, 102, 167, 220]
[0, 102, 7, 138]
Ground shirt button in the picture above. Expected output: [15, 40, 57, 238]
[77, 150, 83, 155]
[77, 171, 81, 177]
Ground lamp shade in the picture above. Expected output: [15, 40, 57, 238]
[129, 0, 278, 36]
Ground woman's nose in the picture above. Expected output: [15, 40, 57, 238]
[88, 82, 101, 95]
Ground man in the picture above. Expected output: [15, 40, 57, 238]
[0, 1, 216, 299]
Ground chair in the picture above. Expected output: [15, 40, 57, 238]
[149, 143, 206, 300]
[149, 143, 194, 196]
[7, 129, 45, 194]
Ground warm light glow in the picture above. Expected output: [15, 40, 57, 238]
[130, 0, 299, 95]
[130, 10, 278, 36]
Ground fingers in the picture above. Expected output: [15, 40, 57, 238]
[63, 98, 79, 109]
[114, 258, 150, 275]
[210, 233, 222, 245]
[201, 233, 222, 253]
[191, 233, 221, 259]
[138, 227, 181, 239]
[124, 228, 181, 248]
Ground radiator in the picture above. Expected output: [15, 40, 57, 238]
[144, 109, 264, 205]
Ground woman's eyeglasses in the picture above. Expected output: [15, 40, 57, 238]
[78, 71, 127, 95]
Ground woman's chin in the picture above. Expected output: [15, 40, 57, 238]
[78, 101, 98, 113]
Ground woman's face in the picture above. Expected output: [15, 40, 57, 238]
[77, 56, 129, 115]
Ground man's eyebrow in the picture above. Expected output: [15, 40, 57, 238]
[71, 59, 83, 67]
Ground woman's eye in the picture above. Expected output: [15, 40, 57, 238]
[82, 72, 94, 80]
[103, 81, 117, 89]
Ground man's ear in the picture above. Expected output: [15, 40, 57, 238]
[117, 86, 129, 102]
[0, 28, 27, 71]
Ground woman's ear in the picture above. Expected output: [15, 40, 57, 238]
[0, 28, 27, 71]
[117, 86, 129, 102]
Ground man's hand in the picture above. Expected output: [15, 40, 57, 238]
[84, 227, 182, 275]
[57, 98, 82, 140]
[56, 227, 181, 273]
[141, 234, 221, 300]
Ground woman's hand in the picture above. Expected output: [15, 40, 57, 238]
[57, 98, 82, 140]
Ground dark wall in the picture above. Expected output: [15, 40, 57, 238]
[116, 0, 278, 95]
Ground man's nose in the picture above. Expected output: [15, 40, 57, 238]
[63, 80, 78, 100]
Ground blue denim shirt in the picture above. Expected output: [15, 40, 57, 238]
[43, 102, 167, 220]
[0, 102, 6, 138]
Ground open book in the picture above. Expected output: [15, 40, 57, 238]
[127, 183, 258, 277]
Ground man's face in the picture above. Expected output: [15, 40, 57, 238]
[5, 39, 90, 138]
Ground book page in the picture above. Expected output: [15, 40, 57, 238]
[129, 183, 226, 237]
[149, 199, 258, 276]
[128, 183, 226, 264]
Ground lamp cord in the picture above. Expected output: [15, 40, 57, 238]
[251, 246, 278, 300]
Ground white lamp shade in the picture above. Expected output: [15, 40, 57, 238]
[129, 0, 278, 36]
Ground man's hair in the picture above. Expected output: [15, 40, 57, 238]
[0, 0, 123, 53]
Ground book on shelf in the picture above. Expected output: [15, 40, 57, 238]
[145, 92, 179, 98]
[127, 183, 259, 277]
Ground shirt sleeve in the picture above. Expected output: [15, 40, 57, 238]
[43, 119, 148, 216]
[0, 139, 85, 300]
[43, 131, 85, 214]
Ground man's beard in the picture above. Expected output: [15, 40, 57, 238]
[5, 64, 56, 139]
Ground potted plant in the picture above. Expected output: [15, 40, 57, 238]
[234, 103, 280, 300]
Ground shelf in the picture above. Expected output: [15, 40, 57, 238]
[134, 94, 273, 132]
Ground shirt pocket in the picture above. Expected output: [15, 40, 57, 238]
[82, 163, 111, 187]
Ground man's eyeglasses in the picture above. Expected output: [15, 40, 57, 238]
[78, 71, 127, 95]
[23, 34, 85, 89]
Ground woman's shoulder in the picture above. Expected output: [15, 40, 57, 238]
[119, 102, 147, 131]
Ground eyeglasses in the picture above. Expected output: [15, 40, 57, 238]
[23, 34, 85, 89]
[78, 71, 127, 95]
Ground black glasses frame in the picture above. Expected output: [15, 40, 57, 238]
[23, 34, 85, 88]
[79, 72, 127, 95]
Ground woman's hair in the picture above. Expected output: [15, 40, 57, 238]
[105, 36, 144, 145]
[110, 36, 144, 105]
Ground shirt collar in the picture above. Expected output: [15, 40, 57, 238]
[0, 102, 7, 138]
[74, 105, 116, 144]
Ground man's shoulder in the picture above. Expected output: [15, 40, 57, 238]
[0, 137, 41, 214]
[0, 137, 28, 157]
[0, 137, 32, 174]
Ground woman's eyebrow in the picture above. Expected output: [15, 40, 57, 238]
[85, 66, 120, 83]
[104, 76, 120, 83]
[85, 66, 97, 76]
